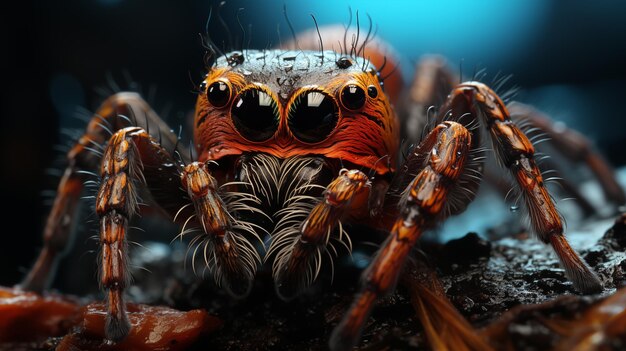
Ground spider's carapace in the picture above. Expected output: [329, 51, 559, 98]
[194, 50, 399, 177]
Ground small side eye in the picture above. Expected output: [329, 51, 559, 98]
[340, 84, 366, 110]
[206, 80, 231, 108]
[367, 85, 378, 98]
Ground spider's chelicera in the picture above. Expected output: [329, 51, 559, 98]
[21, 29, 625, 351]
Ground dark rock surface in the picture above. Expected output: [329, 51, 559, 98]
[3, 215, 624, 350]
[114, 214, 626, 350]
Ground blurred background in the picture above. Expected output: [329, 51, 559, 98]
[1, 0, 625, 287]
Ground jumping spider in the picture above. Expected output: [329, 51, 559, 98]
[21, 24, 624, 351]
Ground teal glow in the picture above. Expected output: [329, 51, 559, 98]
[248, 0, 550, 78]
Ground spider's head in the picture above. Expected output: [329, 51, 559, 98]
[193, 50, 399, 177]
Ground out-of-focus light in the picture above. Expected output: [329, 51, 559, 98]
[523, 81, 626, 142]
[251, 0, 550, 77]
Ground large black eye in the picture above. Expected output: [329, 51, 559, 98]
[206, 81, 231, 107]
[340, 84, 366, 110]
[231, 88, 279, 142]
[288, 90, 339, 143]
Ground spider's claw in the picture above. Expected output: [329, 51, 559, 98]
[550, 235, 603, 294]
[572, 270, 603, 295]
[220, 268, 254, 298]
[329, 290, 376, 351]
[329, 328, 358, 351]
[274, 242, 317, 301]
[213, 234, 257, 299]
[274, 276, 298, 301]
[222, 279, 253, 299]
[274, 282, 299, 302]
[274, 272, 306, 302]
[105, 314, 131, 343]
[105, 290, 131, 342]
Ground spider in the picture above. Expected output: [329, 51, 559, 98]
[19, 22, 624, 351]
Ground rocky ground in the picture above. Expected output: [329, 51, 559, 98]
[123, 214, 626, 350]
[1, 213, 625, 350]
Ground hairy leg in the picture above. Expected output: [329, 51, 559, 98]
[443, 82, 602, 293]
[330, 121, 473, 351]
[508, 102, 625, 206]
[401, 258, 494, 351]
[404, 57, 623, 214]
[95, 126, 181, 341]
[21, 92, 183, 292]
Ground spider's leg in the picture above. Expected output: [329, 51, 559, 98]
[180, 162, 261, 298]
[400, 258, 494, 351]
[330, 121, 473, 351]
[517, 154, 597, 217]
[508, 102, 625, 206]
[447, 81, 602, 294]
[20, 164, 84, 293]
[95, 126, 181, 341]
[21, 92, 184, 292]
[402, 58, 610, 216]
[270, 168, 371, 300]
[401, 55, 457, 142]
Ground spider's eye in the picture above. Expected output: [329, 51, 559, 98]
[340, 84, 366, 110]
[206, 80, 231, 108]
[288, 90, 339, 143]
[367, 85, 378, 98]
[231, 88, 279, 142]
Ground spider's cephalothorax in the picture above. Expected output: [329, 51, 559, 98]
[195, 49, 398, 175]
[22, 38, 621, 349]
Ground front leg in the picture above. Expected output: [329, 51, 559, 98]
[96, 126, 179, 341]
[330, 121, 473, 351]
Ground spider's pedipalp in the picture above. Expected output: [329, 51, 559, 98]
[181, 161, 261, 298]
[238, 155, 331, 299]
[273, 168, 370, 300]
